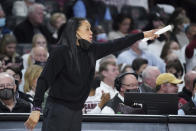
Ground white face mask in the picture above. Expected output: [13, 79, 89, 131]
[171, 49, 181, 58]
[138, 40, 148, 51]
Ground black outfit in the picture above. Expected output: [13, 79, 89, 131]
[17, 91, 33, 104]
[104, 94, 123, 114]
[33, 33, 144, 131]
[178, 87, 192, 102]
[103, 94, 144, 114]
[140, 83, 155, 93]
[13, 19, 55, 44]
[0, 98, 31, 113]
[181, 100, 196, 115]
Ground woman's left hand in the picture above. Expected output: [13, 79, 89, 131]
[143, 29, 159, 40]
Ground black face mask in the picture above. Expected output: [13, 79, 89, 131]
[78, 39, 91, 50]
[0, 88, 14, 100]
[126, 89, 140, 93]
[34, 61, 47, 67]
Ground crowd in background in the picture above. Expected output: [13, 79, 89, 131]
[0, 0, 196, 115]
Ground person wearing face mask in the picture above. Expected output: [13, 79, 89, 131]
[19, 46, 48, 92]
[178, 78, 196, 115]
[0, 4, 12, 39]
[5, 65, 33, 104]
[22, 33, 48, 70]
[100, 73, 142, 114]
[170, 16, 190, 48]
[0, 72, 31, 113]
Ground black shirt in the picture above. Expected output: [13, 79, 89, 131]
[33, 33, 144, 110]
[178, 87, 192, 102]
[0, 98, 31, 113]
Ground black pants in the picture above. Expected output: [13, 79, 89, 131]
[42, 100, 82, 131]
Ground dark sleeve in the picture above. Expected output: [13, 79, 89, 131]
[185, 38, 196, 59]
[33, 47, 66, 108]
[92, 33, 144, 59]
[13, 26, 24, 43]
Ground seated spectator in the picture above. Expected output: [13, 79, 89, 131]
[24, 65, 43, 97]
[108, 13, 133, 40]
[170, 16, 190, 48]
[101, 72, 143, 114]
[178, 71, 196, 108]
[95, 54, 117, 72]
[19, 46, 48, 92]
[84, 75, 110, 114]
[140, 66, 160, 93]
[48, 12, 66, 40]
[13, 3, 55, 44]
[5, 65, 33, 103]
[178, 78, 196, 115]
[27, 46, 48, 68]
[166, 59, 184, 80]
[160, 40, 181, 63]
[0, 72, 31, 113]
[95, 61, 119, 100]
[156, 73, 182, 94]
[22, 33, 48, 69]
[0, 4, 12, 39]
[0, 34, 23, 70]
[132, 58, 148, 82]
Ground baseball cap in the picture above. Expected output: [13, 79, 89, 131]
[156, 73, 183, 86]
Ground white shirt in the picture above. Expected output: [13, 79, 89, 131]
[95, 81, 118, 100]
[22, 53, 30, 70]
[148, 40, 165, 57]
[176, 32, 189, 48]
[117, 49, 166, 73]
[101, 93, 124, 114]
[83, 95, 100, 114]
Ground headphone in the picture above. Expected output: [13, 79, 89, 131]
[115, 72, 138, 92]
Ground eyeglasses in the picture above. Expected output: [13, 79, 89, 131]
[0, 83, 15, 89]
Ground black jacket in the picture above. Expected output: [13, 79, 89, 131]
[0, 98, 31, 113]
[33, 33, 144, 110]
[13, 19, 55, 44]
[178, 87, 192, 102]
[181, 100, 196, 115]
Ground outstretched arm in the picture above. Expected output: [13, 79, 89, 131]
[93, 30, 158, 60]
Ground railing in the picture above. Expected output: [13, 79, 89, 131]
[0, 113, 196, 131]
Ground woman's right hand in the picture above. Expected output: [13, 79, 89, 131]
[24, 110, 40, 130]
[143, 29, 159, 40]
